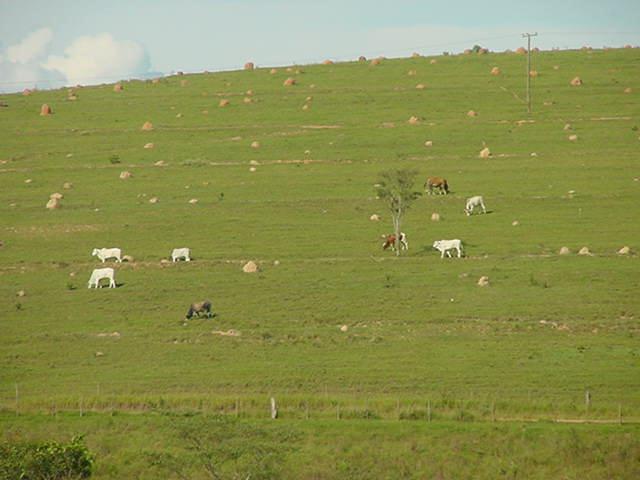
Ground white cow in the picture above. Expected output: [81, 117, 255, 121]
[92, 248, 122, 263]
[88, 268, 116, 288]
[433, 239, 464, 258]
[465, 196, 486, 216]
[171, 248, 191, 262]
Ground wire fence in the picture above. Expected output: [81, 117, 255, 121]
[3, 384, 636, 425]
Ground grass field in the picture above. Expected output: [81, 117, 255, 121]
[1, 47, 639, 478]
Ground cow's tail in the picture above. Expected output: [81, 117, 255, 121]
[443, 180, 449, 193]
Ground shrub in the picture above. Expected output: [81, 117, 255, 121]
[0, 436, 94, 480]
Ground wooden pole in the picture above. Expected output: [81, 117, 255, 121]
[522, 32, 538, 114]
[618, 403, 622, 425]
[270, 397, 277, 419]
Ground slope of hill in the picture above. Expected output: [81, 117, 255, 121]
[1, 48, 639, 478]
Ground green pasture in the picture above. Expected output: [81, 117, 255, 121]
[1, 47, 639, 477]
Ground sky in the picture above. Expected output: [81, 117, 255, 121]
[0, 0, 638, 93]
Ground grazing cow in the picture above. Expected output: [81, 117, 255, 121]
[465, 195, 486, 216]
[186, 300, 213, 319]
[171, 248, 191, 262]
[92, 248, 122, 263]
[425, 176, 449, 195]
[432, 239, 463, 258]
[383, 232, 409, 251]
[88, 268, 116, 288]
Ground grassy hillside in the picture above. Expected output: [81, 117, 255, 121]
[1, 48, 639, 478]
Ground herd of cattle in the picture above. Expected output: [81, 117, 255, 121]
[87, 175, 484, 317]
[87, 247, 192, 289]
[383, 176, 487, 256]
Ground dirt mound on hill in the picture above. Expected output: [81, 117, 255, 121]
[40, 104, 52, 115]
[516, 47, 527, 54]
[113, 84, 123, 92]
[219, 99, 230, 107]
[283, 78, 296, 86]
[570, 77, 582, 86]
[242, 261, 258, 273]
[479, 147, 491, 158]
[46, 198, 60, 210]
[141, 121, 153, 131]
[491, 67, 500, 75]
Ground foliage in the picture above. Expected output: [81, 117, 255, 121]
[375, 169, 421, 254]
[0, 436, 94, 480]
[147, 416, 300, 480]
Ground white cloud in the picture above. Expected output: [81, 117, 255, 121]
[6, 27, 53, 63]
[43, 33, 150, 86]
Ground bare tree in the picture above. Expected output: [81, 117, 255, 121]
[375, 169, 421, 255]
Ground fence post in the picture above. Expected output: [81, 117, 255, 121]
[618, 403, 622, 425]
[270, 397, 278, 419]
[585, 390, 591, 416]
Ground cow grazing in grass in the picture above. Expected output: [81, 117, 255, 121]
[425, 177, 449, 195]
[432, 239, 463, 258]
[465, 195, 486, 216]
[383, 232, 408, 251]
[92, 248, 122, 263]
[88, 268, 116, 288]
[186, 301, 213, 319]
[171, 248, 191, 262]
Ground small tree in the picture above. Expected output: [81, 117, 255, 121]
[375, 169, 421, 255]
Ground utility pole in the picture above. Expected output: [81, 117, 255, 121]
[522, 32, 538, 114]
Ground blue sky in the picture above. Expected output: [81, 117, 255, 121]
[1, 0, 638, 92]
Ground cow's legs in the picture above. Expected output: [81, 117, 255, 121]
[457, 247, 461, 258]
[481, 202, 486, 213]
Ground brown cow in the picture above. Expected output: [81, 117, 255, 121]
[382, 232, 408, 251]
[425, 176, 449, 195]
